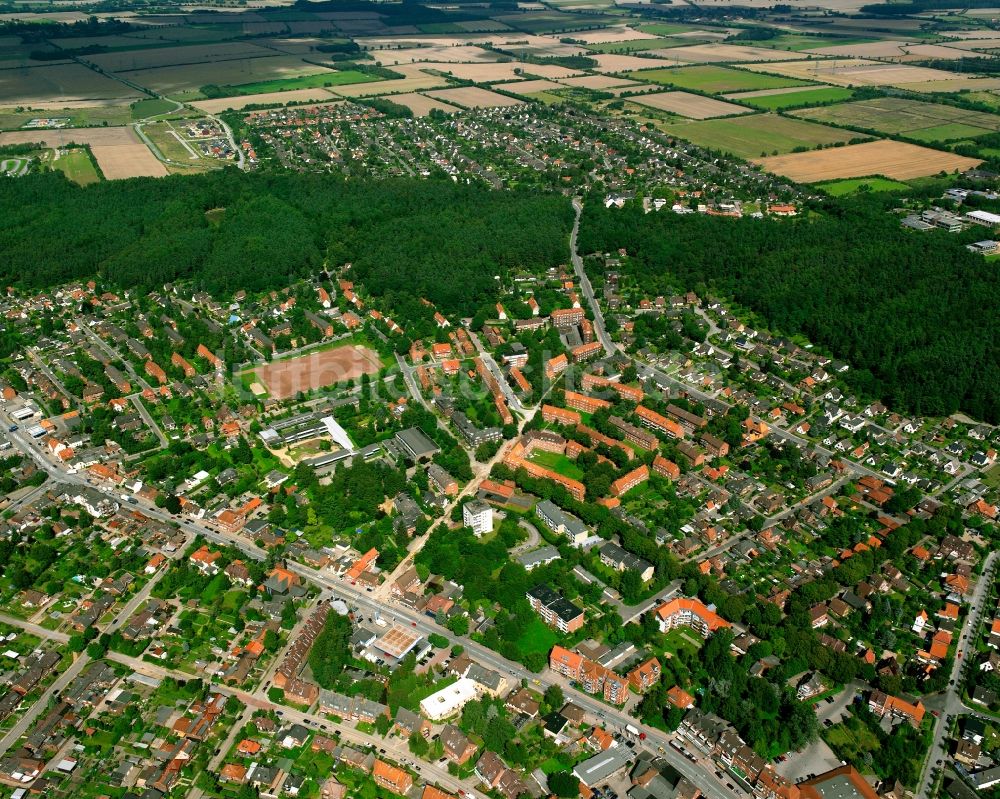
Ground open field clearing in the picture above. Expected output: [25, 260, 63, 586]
[660, 43, 812, 62]
[386, 92, 460, 115]
[634, 23, 708, 36]
[0, 63, 141, 105]
[495, 12, 619, 34]
[943, 38, 1000, 50]
[725, 85, 855, 110]
[741, 58, 974, 88]
[556, 74, 641, 90]
[627, 90, 753, 118]
[190, 88, 338, 113]
[493, 78, 563, 95]
[425, 86, 526, 108]
[629, 64, 811, 93]
[0, 126, 167, 178]
[329, 65, 450, 97]
[792, 97, 1000, 141]
[814, 176, 912, 195]
[455, 19, 511, 32]
[590, 53, 684, 72]
[41, 146, 101, 185]
[754, 139, 982, 181]
[252, 344, 382, 399]
[662, 113, 865, 158]
[123, 56, 328, 96]
[85, 41, 273, 73]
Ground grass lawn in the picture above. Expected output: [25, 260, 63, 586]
[661, 113, 862, 159]
[226, 69, 381, 95]
[983, 464, 1000, 490]
[907, 122, 994, 143]
[824, 717, 881, 767]
[44, 147, 101, 185]
[738, 86, 855, 111]
[528, 449, 585, 480]
[630, 65, 811, 94]
[660, 627, 702, 658]
[517, 618, 559, 655]
[814, 177, 911, 196]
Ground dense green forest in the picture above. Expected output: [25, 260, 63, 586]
[0, 171, 572, 315]
[578, 198, 1000, 422]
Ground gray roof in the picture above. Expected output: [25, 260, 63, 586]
[574, 746, 634, 787]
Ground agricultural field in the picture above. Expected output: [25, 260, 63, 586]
[250, 343, 383, 399]
[629, 64, 812, 94]
[83, 42, 274, 74]
[733, 34, 876, 52]
[792, 97, 1000, 142]
[493, 79, 564, 96]
[191, 89, 339, 113]
[424, 86, 526, 109]
[220, 68, 382, 96]
[0, 63, 142, 105]
[661, 113, 865, 158]
[556, 74, 643, 90]
[385, 92, 460, 116]
[330, 65, 450, 98]
[589, 53, 684, 73]
[755, 139, 982, 182]
[627, 90, 753, 119]
[586, 39, 673, 53]
[727, 86, 855, 111]
[660, 43, 809, 63]
[0, 126, 167, 178]
[0, 103, 136, 131]
[741, 58, 991, 90]
[814, 176, 912, 196]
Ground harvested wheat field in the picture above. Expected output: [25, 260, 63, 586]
[253, 344, 383, 399]
[425, 86, 525, 108]
[590, 53, 684, 73]
[662, 43, 806, 63]
[388, 92, 460, 115]
[628, 90, 752, 118]
[755, 139, 981, 182]
[571, 26, 660, 44]
[742, 58, 964, 88]
[331, 65, 449, 97]
[191, 88, 340, 113]
[0, 125, 167, 178]
[493, 78, 563, 95]
[556, 74, 641, 89]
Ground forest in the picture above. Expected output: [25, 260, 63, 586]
[0, 171, 573, 316]
[578, 197, 1000, 422]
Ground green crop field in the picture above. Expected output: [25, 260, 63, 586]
[814, 177, 911, 196]
[793, 97, 1000, 143]
[630, 65, 811, 94]
[734, 34, 876, 51]
[130, 97, 180, 120]
[226, 69, 381, 95]
[661, 113, 861, 158]
[634, 22, 703, 36]
[738, 87, 855, 111]
[586, 38, 673, 53]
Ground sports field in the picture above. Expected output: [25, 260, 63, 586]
[755, 139, 982, 182]
[629, 64, 811, 94]
[731, 86, 855, 111]
[792, 97, 1000, 142]
[252, 343, 383, 399]
[661, 113, 862, 158]
[814, 177, 911, 196]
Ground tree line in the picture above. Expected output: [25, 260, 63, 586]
[578, 196, 1000, 422]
